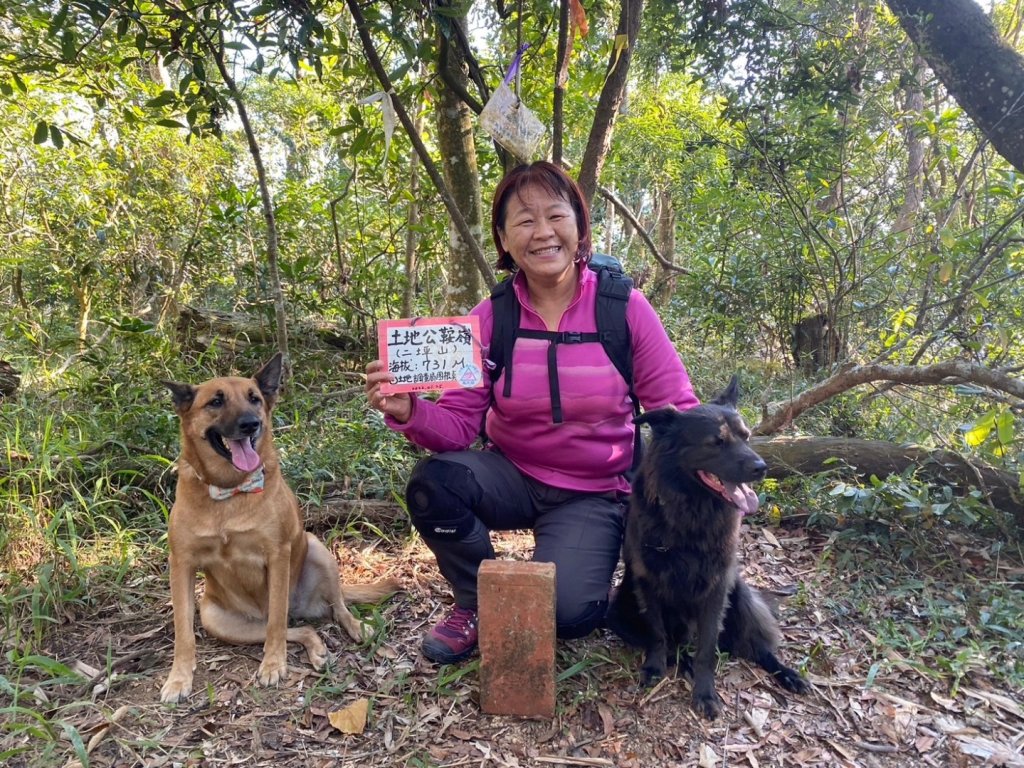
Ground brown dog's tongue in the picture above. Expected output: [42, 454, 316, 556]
[229, 439, 261, 472]
[723, 482, 759, 516]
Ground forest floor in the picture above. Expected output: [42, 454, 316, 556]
[2, 513, 1023, 768]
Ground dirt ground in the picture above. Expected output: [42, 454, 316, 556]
[3, 517, 1023, 768]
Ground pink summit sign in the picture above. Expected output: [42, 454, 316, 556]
[377, 316, 484, 394]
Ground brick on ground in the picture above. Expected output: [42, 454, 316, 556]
[477, 559, 556, 718]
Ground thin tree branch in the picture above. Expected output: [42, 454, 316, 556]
[754, 360, 1024, 435]
[596, 185, 689, 274]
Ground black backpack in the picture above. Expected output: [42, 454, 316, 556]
[486, 253, 643, 473]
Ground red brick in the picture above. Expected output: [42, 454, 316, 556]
[478, 560, 556, 718]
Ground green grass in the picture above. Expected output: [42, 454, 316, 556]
[774, 469, 1024, 693]
[2, 341, 1022, 764]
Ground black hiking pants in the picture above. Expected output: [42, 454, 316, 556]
[405, 450, 627, 639]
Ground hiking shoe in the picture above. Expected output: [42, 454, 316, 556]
[421, 606, 478, 664]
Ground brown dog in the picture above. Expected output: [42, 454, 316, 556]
[160, 353, 399, 704]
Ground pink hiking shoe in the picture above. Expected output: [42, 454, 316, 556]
[421, 606, 478, 664]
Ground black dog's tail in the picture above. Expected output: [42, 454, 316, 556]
[605, 571, 649, 648]
[719, 579, 782, 659]
[720, 579, 809, 693]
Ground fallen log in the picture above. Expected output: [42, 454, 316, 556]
[176, 305, 367, 356]
[752, 435, 1023, 527]
[0, 360, 20, 397]
[295, 441, 1022, 533]
[301, 496, 407, 531]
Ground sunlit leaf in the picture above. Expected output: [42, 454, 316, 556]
[328, 698, 368, 734]
[996, 412, 1014, 445]
[963, 418, 993, 448]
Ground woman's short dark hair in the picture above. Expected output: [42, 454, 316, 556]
[490, 161, 593, 272]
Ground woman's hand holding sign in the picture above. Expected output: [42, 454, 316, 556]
[365, 360, 413, 424]
[367, 315, 484, 426]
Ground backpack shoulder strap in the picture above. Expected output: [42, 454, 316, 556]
[488, 277, 519, 397]
[593, 259, 635, 399]
[592, 258, 644, 476]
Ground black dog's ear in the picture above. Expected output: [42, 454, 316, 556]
[164, 381, 196, 413]
[634, 406, 681, 438]
[254, 352, 284, 407]
[711, 375, 740, 408]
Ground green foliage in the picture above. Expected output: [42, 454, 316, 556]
[0, 2, 1021, 752]
[826, 471, 993, 531]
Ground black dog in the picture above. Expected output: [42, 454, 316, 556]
[607, 377, 809, 719]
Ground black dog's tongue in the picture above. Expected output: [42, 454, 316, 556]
[697, 471, 760, 516]
[723, 481, 759, 516]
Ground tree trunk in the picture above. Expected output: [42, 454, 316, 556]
[752, 435, 1023, 526]
[403, 110, 424, 319]
[0, 361, 20, 397]
[886, 0, 1024, 174]
[345, 0, 495, 289]
[208, 34, 290, 372]
[74, 283, 92, 352]
[893, 51, 926, 233]
[651, 187, 678, 305]
[577, 0, 645, 207]
[436, 10, 485, 314]
[553, 0, 570, 166]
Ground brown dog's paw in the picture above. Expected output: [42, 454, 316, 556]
[691, 688, 724, 720]
[306, 639, 329, 671]
[160, 673, 194, 704]
[257, 656, 289, 687]
[333, 607, 373, 643]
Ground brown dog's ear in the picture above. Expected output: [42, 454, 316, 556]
[164, 381, 196, 412]
[710, 375, 740, 408]
[254, 352, 284, 408]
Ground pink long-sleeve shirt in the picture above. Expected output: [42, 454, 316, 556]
[387, 267, 700, 493]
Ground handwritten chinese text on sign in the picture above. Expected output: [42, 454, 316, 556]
[377, 316, 484, 394]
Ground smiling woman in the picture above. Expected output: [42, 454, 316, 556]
[364, 161, 701, 666]
[494, 183, 581, 329]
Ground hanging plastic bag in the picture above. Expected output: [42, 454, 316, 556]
[479, 45, 548, 163]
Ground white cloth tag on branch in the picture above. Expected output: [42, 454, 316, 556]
[357, 91, 396, 165]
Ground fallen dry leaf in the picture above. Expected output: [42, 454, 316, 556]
[744, 706, 769, 737]
[698, 743, 720, 767]
[328, 698, 369, 735]
[597, 702, 615, 737]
